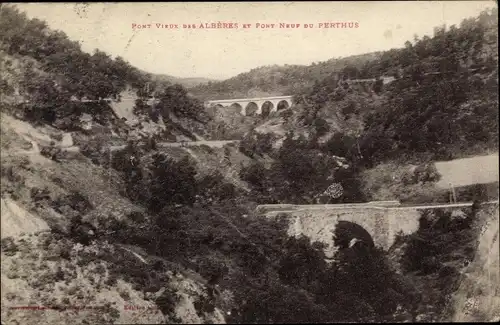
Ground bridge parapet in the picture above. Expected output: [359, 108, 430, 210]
[255, 201, 401, 215]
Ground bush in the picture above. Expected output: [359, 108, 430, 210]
[79, 137, 106, 164]
[155, 287, 180, 317]
[412, 163, 441, 184]
[40, 143, 62, 161]
[372, 78, 383, 94]
[146, 155, 197, 212]
[30, 186, 51, 202]
[313, 117, 330, 137]
[239, 131, 274, 157]
[193, 295, 216, 317]
[51, 191, 93, 214]
[197, 172, 236, 204]
[239, 162, 267, 191]
[321, 132, 357, 159]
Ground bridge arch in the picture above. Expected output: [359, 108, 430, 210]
[228, 103, 243, 115]
[245, 102, 259, 116]
[333, 220, 375, 249]
[277, 100, 290, 111]
[336, 210, 389, 251]
[261, 101, 274, 118]
[206, 104, 223, 117]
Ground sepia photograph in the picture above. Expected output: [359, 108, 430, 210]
[0, 1, 498, 324]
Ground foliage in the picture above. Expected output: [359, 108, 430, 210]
[196, 171, 237, 205]
[400, 208, 476, 275]
[358, 8, 498, 164]
[321, 132, 358, 160]
[106, 197, 416, 323]
[155, 287, 181, 318]
[403, 163, 441, 185]
[239, 130, 274, 158]
[273, 8, 499, 165]
[1, 4, 205, 129]
[240, 132, 365, 204]
[40, 143, 62, 161]
[239, 161, 267, 192]
[51, 191, 94, 214]
[0, 5, 146, 99]
[394, 206, 484, 319]
[4, 4, 497, 324]
[144, 154, 198, 213]
[154, 84, 207, 122]
[312, 117, 330, 137]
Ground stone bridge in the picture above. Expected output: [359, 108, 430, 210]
[205, 96, 293, 116]
[256, 201, 492, 257]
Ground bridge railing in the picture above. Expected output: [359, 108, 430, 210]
[256, 200, 499, 215]
[255, 201, 402, 214]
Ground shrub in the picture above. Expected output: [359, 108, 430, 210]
[1, 237, 19, 255]
[51, 191, 93, 214]
[313, 117, 330, 137]
[145, 154, 198, 212]
[412, 163, 441, 184]
[193, 295, 216, 317]
[372, 78, 383, 94]
[155, 287, 180, 317]
[40, 143, 62, 161]
[239, 162, 267, 191]
[79, 140, 104, 162]
[30, 186, 51, 202]
[51, 133, 64, 142]
[239, 131, 274, 157]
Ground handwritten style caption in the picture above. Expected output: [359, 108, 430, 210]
[132, 22, 359, 29]
[9, 305, 160, 312]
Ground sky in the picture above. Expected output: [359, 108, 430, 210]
[15, 1, 496, 80]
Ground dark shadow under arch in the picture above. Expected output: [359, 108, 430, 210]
[261, 101, 274, 118]
[208, 104, 224, 118]
[245, 102, 258, 116]
[228, 103, 243, 115]
[333, 220, 375, 249]
[277, 100, 290, 111]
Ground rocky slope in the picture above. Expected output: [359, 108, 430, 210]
[0, 111, 227, 324]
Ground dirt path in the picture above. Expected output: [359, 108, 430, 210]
[435, 153, 499, 189]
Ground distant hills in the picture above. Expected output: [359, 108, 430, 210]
[149, 73, 218, 88]
[188, 52, 383, 100]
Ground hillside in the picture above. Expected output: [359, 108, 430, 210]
[150, 73, 216, 88]
[193, 9, 498, 168]
[0, 112, 228, 324]
[0, 4, 213, 145]
[249, 8, 498, 163]
[189, 52, 382, 101]
[233, 7, 498, 208]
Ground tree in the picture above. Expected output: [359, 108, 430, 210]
[147, 154, 197, 212]
[155, 84, 206, 122]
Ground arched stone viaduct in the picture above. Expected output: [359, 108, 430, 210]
[205, 96, 293, 116]
[256, 201, 485, 258]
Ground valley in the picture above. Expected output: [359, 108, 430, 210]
[1, 3, 499, 324]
